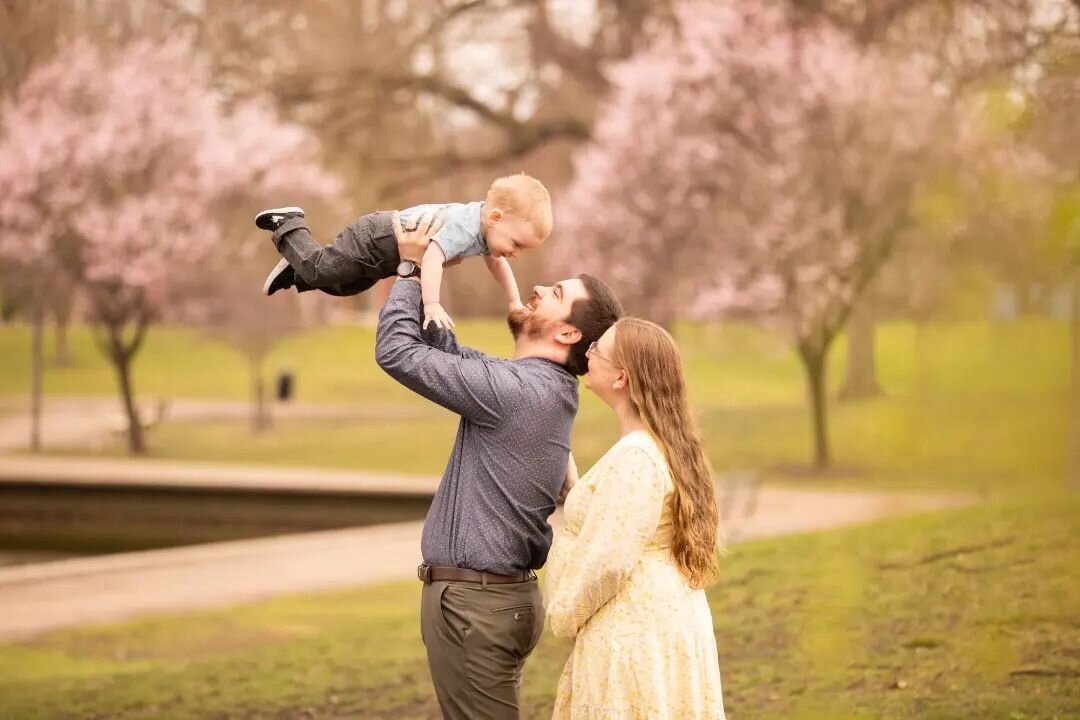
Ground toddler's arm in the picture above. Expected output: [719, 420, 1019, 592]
[421, 243, 454, 330]
[483, 255, 524, 311]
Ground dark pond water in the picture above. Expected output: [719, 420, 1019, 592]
[0, 482, 432, 567]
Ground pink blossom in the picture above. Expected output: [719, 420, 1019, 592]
[553, 0, 949, 337]
[0, 35, 340, 315]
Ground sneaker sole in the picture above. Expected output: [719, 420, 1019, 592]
[263, 258, 293, 296]
[254, 206, 305, 231]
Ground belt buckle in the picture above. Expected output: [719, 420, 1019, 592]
[417, 564, 432, 584]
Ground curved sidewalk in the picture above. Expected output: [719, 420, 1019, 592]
[0, 455, 438, 496]
[0, 456, 971, 642]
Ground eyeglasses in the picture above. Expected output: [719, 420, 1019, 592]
[585, 341, 613, 363]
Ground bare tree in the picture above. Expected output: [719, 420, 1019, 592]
[204, 266, 303, 433]
[137, 1, 674, 196]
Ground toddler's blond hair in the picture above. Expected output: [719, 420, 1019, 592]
[485, 173, 553, 240]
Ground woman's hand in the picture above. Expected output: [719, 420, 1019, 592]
[392, 211, 443, 264]
[559, 452, 579, 504]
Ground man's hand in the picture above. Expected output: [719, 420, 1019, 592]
[424, 302, 456, 331]
[392, 211, 443, 264]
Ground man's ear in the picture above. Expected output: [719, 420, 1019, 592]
[554, 325, 583, 347]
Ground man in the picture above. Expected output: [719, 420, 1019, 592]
[375, 212, 624, 719]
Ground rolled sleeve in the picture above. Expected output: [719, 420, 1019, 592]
[376, 280, 504, 425]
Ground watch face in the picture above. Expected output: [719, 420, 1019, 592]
[396, 260, 418, 277]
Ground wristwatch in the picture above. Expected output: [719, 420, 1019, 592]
[396, 260, 421, 279]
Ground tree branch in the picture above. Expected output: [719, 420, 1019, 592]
[528, 0, 610, 92]
[374, 118, 590, 198]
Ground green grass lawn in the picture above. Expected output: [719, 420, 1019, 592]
[1, 496, 1075, 720]
[5, 318, 1067, 494]
[0, 323, 429, 407]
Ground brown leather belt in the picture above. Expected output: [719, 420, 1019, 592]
[418, 564, 534, 585]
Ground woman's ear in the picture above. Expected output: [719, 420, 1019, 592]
[613, 369, 628, 390]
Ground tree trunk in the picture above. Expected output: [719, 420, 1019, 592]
[1069, 264, 1080, 490]
[839, 302, 882, 400]
[114, 350, 145, 454]
[252, 373, 264, 432]
[53, 317, 70, 369]
[50, 280, 76, 367]
[1017, 280, 1044, 315]
[53, 313, 70, 367]
[98, 317, 150, 455]
[29, 280, 44, 452]
[913, 319, 931, 391]
[250, 357, 272, 433]
[799, 343, 831, 470]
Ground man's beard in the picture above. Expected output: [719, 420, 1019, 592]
[507, 304, 554, 340]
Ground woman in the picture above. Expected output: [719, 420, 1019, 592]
[545, 317, 725, 719]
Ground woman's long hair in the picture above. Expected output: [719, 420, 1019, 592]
[611, 317, 720, 588]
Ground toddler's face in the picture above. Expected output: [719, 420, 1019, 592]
[485, 212, 543, 260]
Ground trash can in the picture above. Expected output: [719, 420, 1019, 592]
[276, 370, 294, 402]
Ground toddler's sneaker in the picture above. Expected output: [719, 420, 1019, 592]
[254, 206, 305, 231]
[262, 258, 296, 296]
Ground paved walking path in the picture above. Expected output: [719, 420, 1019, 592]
[0, 455, 437, 496]
[0, 395, 432, 453]
[0, 520, 428, 642]
[0, 453, 971, 641]
[0, 396, 972, 642]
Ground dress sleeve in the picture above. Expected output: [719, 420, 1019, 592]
[545, 444, 667, 639]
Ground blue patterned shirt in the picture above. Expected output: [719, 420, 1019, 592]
[397, 202, 487, 262]
[375, 279, 579, 574]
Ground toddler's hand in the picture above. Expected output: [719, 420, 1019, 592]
[423, 303, 456, 331]
[509, 299, 525, 312]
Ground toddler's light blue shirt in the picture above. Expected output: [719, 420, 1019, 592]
[398, 202, 486, 262]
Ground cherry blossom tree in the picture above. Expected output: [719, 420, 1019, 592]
[557, 2, 951, 468]
[0, 35, 340, 453]
[1028, 46, 1080, 488]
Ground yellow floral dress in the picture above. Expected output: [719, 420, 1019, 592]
[544, 430, 726, 720]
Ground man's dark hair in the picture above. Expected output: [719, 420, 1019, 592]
[566, 274, 625, 376]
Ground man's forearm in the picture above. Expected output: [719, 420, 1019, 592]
[374, 276, 501, 423]
[375, 279, 425, 375]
